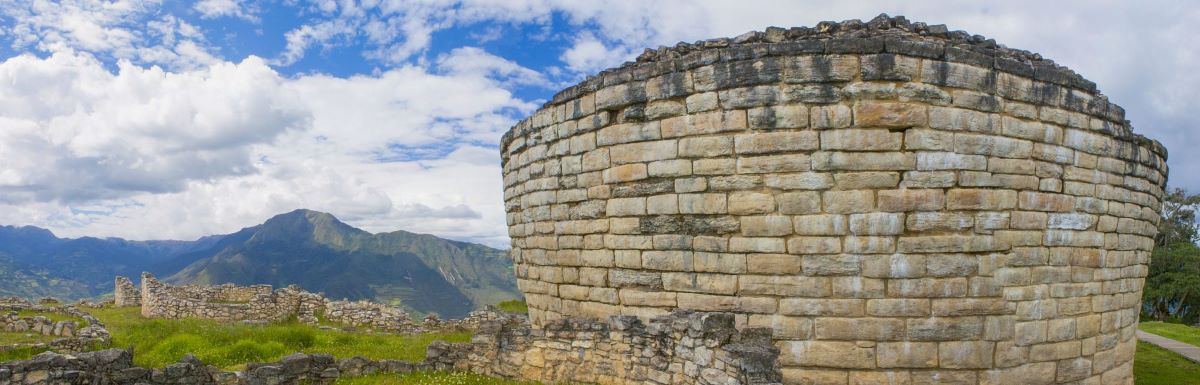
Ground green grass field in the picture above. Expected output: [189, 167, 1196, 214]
[1140, 322, 1200, 347]
[85, 307, 470, 370]
[0, 309, 82, 361]
[14, 309, 85, 324]
[1136, 322, 1200, 384]
[1135, 342, 1200, 384]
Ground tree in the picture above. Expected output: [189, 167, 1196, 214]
[1156, 187, 1200, 246]
[1143, 187, 1200, 323]
[1143, 242, 1200, 322]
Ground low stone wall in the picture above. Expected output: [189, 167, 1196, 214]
[0, 302, 111, 355]
[0, 311, 779, 385]
[323, 300, 415, 332]
[113, 276, 141, 307]
[131, 273, 475, 334]
[138, 273, 323, 323]
[437, 310, 781, 385]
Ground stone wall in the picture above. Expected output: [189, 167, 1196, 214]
[138, 273, 320, 323]
[499, 14, 1167, 384]
[323, 300, 416, 333]
[448, 310, 781, 385]
[113, 276, 140, 307]
[0, 310, 780, 385]
[0, 301, 112, 355]
[131, 274, 442, 333]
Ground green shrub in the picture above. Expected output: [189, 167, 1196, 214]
[494, 300, 527, 314]
[216, 339, 288, 366]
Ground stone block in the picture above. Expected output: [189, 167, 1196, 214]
[602, 164, 648, 183]
[877, 342, 939, 368]
[815, 317, 905, 340]
[778, 341, 876, 369]
[783, 55, 858, 83]
[740, 275, 829, 297]
[748, 105, 809, 129]
[821, 129, 903, 151]
[947, 189, 1018, 210]
[777, 191, 822, 214]
[735, 131, 819, 154]
[834, 172, 901, 189]
[854, 102, 927, 127]
[877, 189, 946, 212]
[811, 104, 852, 128]
[812, 152, 915, 171]
[737, 154, 811, 173]
[939, 341, 995, 369]
[740, 215, 793, 236]
[821, 190, 876, 214]
[678, 136, 733, 158]
[679, 193, 728, 214]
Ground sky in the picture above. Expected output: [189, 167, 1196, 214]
[0, 0, 1196, 249]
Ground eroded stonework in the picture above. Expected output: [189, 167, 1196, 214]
[500, 14, 1168, 384]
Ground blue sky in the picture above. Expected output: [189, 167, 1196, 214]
[0, 0, 1196, 248]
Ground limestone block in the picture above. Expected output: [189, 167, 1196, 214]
[854, 102, 927, 128]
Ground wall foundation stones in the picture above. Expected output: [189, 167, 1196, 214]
[500, 14, 1167, 385]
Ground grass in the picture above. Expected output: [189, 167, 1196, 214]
[0, 346, 50, 362]
[1140, 322, 1200, 347]
[334, 372, 550, 385]
[0, 331, 58, 346]
[13, 310, 84, 324]
[1135, 341, 1200, 384]
[83, 307, 471, 370]
[494, 300, 527, 314]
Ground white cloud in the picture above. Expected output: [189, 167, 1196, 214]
[0, 51, 308, 203]
[193, 0, 257, 21]
[0, 47, 535, 248]
[560, 32, 629, 75]
[437, 47, 548, 88]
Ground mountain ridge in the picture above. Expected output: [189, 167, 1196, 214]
[0, 210, 518, 318]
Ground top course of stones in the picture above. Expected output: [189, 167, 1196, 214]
[503, 13, 1165, 158]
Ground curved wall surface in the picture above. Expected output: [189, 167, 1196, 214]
[499, 15, 1167, 384]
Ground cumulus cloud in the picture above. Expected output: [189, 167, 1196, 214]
[0, 51, 308, 203]
[193, 0, 257, 21]
[0, 0, 220, 69]
[0, 47, 533, 247]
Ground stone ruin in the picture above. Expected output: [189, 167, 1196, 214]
[0, 310, 779, 385]
[113, 276, 140, 307]
[128, 273, 487, 334]
[137, 273, 325, 324]
[499, 14, 1168, 385]
[0, 297, 111, 356]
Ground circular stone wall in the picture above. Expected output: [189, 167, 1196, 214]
[499, 15, 1167, 384]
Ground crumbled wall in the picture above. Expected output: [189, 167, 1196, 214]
[499, 14, 1168, 384]
[0, 302, 111, 355]
[113, 276, 141, 307]
[138, 273, 313, 323]
[448, 311, 781, 385]
[0, 310, 780, 385]
[132, 273, 435, 333]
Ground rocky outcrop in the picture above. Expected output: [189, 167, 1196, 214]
[500, 14, 1167, 384]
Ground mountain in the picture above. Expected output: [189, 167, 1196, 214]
[0, 210, 519, 318]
